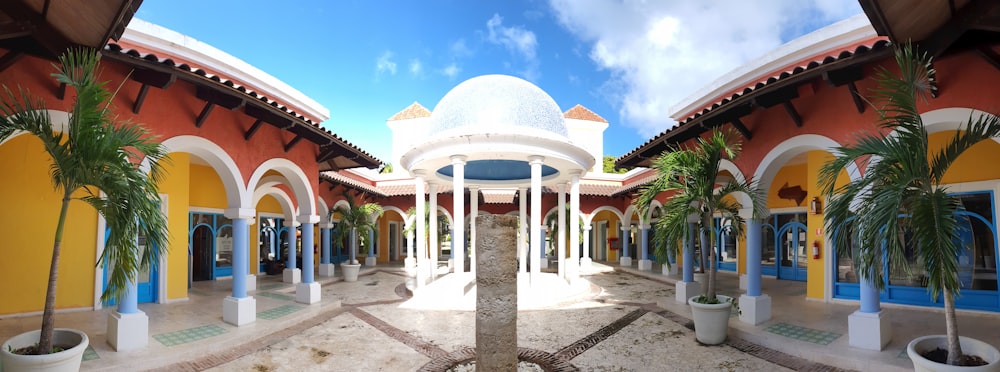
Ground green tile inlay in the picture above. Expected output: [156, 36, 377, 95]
[153, 324, 227, 346]
[764, 322, 841, 345]
[898, 348, 910, 359]
[257, 304, 304, 320]
[258, 291, 295, 301]
[259, 283, 289, 291]
[82, 345, 100, 361]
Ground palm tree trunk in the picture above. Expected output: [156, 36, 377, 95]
[704, 215, 717, 301]
[943, 281, 964, 365]
[39, 192, 71, 354]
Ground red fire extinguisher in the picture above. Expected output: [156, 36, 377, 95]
[812, 240, 821, 259]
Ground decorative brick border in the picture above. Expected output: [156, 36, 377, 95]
[417, 347, 579, 372]
[553, 308, 649, 360]
[349, 307, 449, 359]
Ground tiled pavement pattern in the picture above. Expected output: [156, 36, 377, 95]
[256, 291, 295, 301]
[766, 322, 843, 345]
[256, 304, 304, 320]
[259, 283, 291, 291]
[152, 325, 227, 346]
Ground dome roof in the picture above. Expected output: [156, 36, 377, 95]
[429, 74, 568, 138]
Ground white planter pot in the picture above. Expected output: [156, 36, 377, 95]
[688, 294, 732, 345]
[341, 263, 361, 282]
[1, 328, 89, 372]
[907, 335, 1000, 372]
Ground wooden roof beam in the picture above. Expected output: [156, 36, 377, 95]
[846, 82, 866, 114]
[0, 50, 24, 73]
[283, 134, 304, 153]
[0, 0, 73, 57]
[783, 101, 803, 127]
[130, 68, 175, 114]
[920, 0, 1000, 56]
[194, 86, 243, 128]
[243, 119, 264, 141]
[730, 118, 752, 141]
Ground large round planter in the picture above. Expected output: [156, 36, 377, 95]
[907, 335, 1000, 372]
[0, 328, 89, 372]
[341, 263, 361, 282]
[688, 295, 733, 345]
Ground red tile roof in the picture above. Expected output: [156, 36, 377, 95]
[564, 104, 608, 123]
[388, 102, 432, 121]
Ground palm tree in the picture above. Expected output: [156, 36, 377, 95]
[545, 203, 584, 256]
[636, 128, 765, 303]
[331, 191, 383, 264]
[819, 45, 1000, 366]
[0, 48, 169, 354]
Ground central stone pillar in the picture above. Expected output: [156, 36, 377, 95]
[476, 214, 518, 371]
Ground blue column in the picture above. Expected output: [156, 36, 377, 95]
[683, 222, 695, 283]
[746, 219, 762, 297]
[231, 217, 249, 298]
[859, 268, 881, 313]
[640, 227, 649, 260]
[286, 224, 297, 270]
[320, 227, 331, 265]
[301, 222, 315, 284]
[118, 233, 140, 314]
[622, 225, 631, 258]
[349, 228, 357, 263]
[368, 228, 375, 258]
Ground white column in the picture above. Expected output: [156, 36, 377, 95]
[581, 224, 593, 270]
[557, 183, 566, 279]
[452, 155, 467, 274]
[518, 187, 528, 274]
[429, 183, 439, 279]
[568, 172, 581, 281]
[414, 172, 427, 283]
[469, 185, 479, 276]
[529, 156, 544, 285]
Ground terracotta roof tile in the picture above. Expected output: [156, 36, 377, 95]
[563, 104, 608, 123]
[388, 102, 432, 121]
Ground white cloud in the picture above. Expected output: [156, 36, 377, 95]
[450, 38, 473, 58]
[441, 63, 461, 79]
[375, 51, 397, 77]
[409, 59, 423, 75]
[547, 0, 862, 138]
[486, 13, 541, 81]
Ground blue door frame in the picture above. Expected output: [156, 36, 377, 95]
[188, 212, 234, 280]
[777, 221, 808, 281]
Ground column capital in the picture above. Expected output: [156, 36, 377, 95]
[556, 183, 565, 191]
[583, 225, 592, 231]
[297, 214, 321, 224]
[528, 155, 545, 164]
[413, 169, 427, 177]
[568, 169, 582, 177]
[640, 224, 651, 230]
[469, 185, 480, 191]
[320, 223, 335, 229]
[450, 154, 468, 164]
[429, 182, 439, 192]
[283, 220, 301, 228]
[225, 208, 256, 220]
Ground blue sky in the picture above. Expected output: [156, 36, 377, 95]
[135, 0, 862, 164]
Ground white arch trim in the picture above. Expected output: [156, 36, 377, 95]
[382, 206, 409, 228]
[329, 199, 351, 222]
[909, 108, 1000, 144]
[252, 186, 296, 220]
[0, 110, 70, 147]
[752, 134, 861, 202]
[162, 135, 246, 209]
[584, 205, 624, 226]
[246, 158, 316, 216]
[317, 198, 331, 225]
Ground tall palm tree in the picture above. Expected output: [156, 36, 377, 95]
[545, 203, 584, 256]
[0, 48, 169, 354]
[636, 128, 765, 303]
[331, 191, 383, 264]
[820, 44, 1000, 366]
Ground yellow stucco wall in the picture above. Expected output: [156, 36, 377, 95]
[188, 164, 227, 209]
[161, 152, 191, 300]
[931, 131, 1000, 184]
[593, 211, 620, 261]
[0, 135, 98, 314]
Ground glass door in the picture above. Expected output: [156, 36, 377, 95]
[776, 213, 808, 281]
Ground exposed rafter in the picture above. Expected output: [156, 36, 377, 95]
[730, 118, 752, 140]
[782, 101, 803, 127]
[284, 134, 304, 152]
[194, 86, 243, 128]
[244, 119, 264, 141]
[846, 82, 866, 114]
[920, 0, 1000, 56]
[0, 50, 24, 73]
[0, 0, 73, 57]
[130, 68, 175, 114]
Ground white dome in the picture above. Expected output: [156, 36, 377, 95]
[429, 74, 568, 138]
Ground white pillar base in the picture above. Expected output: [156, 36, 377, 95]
[848, 310, 892, 350]
[223, 296, 256, 326]
[539, 258, 549, 269]
[619, 256, 632, 267]
[675, 280, 701, 304]
[662, 264, 677, 276]
[245, 274, 257, 292]
[638, 259, 652, 271]
[107, 310, 148, 351]
[738, 294, 772, 325]
[282, 268, 301, 284]
[365, 256, 377, 266]
[580, 257, 592, 271]
[739, 274, 748, 291]
[404, 257, 416, 268]
[566, 261, 579, 281]
[295, 282, 321, 305]
[318, 263, 336, 277]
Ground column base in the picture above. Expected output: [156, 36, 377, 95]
[107, 310, 148, 351]
[318, 263, 336, 277]
[579, 257, 592, 271]
[738, 294, 772, 325]
[848, 310, 892, 350]
[282, 268, 301, 284]
[365, 256, 377, 266]
[619, 256, 632, 267]
[566, 260, 579, 281]
[246, 274, 258, 292]
[674, 280, 701, 304]
[662, 263, 677, 276]
[223, 296, 256, 326]
[295, 282, 321, 304]
[638, 259, 652, 271]
[739, 274, 748, 291]
[539, 258, 549, 269]
[404, 257, 416, 268]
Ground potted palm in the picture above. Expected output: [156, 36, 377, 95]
[331, 191, 382, 282]
[819, 44, 1000, 370]
[0, 49, 168, 371]
[636, 128, 765, 345]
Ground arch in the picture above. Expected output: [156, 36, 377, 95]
[382, 206, 409, 228]
[622, 205, 639, 224]
[317, 198, 331, 224]
[329, 199, 351, 222]
[916, 108, 1000, 143]
[252, 186, 296, 220]
[435, 205, 454, 227]
[0, 110, 70, 147]
[752, 134, 861, 204]
[161, 135, 246, 209]
[584, 205, 624, 226]
[643, 199, 665, 225]
[246, 158, 316, 216]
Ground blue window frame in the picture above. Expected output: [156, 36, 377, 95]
[188, 212, 233, 280]
[758, 212, 808, 280]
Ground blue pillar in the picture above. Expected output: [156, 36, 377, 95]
[286, 223, 297, 270]
[118, 277, 138, 314]
[301, 222, 315, 284]
[230, 217, 249, 298]
[746, 219, 762, 297]
[622, 225, 631, 258]
[640, 227, 649, 260]
[368, 228, 375, 258]
[320, 227, 331, 265]
[349, 227, 357, 263]
[683, 222, 695, 283]
[859, 268, 881, 313]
